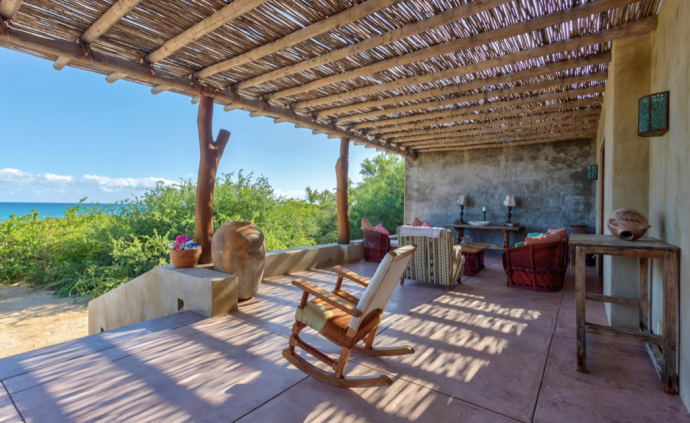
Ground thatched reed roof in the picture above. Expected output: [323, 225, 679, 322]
[0, 0, 661, 158]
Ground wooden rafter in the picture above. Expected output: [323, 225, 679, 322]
[387, 108, 602, 140]
[3, 27, 416, 160]
[268, 0, 637, 102]
[337, 72, 607, 124]
[0, 0, 23, 19]
[316, 52, 611, 118]
[194, 0, 401, 80]
[419, 135, 597, 153]
[355, 85, 605, 131]
[54, 0, 145, 70]
[236, 0, 508, 91]
[393, 112, 602, 143]
[144, 0, 269, 65]
[413, 125, 600, 150]
[292, 16, 657, 110]
[401, 120, 601, 147]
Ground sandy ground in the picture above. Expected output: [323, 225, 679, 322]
[0, 284, 89, 359]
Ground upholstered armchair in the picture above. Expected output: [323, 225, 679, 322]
[396, 226, 465, 291]
[502, 240, 569, 292]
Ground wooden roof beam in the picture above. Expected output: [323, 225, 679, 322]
[413, 125, 600, 150]
[394, 113, 601, 143]
[194, 0, 401, 80]
[143, 0, 268, 66]
[337, 71, 607, 123]
[317, 52, 610, 118]
[356, 85, 605, 131]
[236, 0, 508, 90]
[0, 0, 23, 19]
[368, 99, 602, 135]
[54, 0, 145, 71]
[417, 135, 597, 153]
[387, 108, 601, 140]
[270, 0, 642, 101]
[4, 26, 416, 160]
[401, 120, 601, 147]
[292, 15, 657, 110]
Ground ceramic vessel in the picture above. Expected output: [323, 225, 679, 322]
[211, 221, 266, 300]
[607, 208, 651, 241]
[170, 248, 202, 268]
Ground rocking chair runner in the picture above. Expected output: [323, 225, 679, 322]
[283, 245, 417, 388]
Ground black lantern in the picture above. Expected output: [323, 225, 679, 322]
[587, 165, 598, 180]
[638, 92, 670, 137]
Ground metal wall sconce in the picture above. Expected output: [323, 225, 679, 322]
[587, 165, 598, 180]
[638, 91, 670, 137]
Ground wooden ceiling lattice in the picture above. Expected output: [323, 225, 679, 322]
[0, 0, 662, 157]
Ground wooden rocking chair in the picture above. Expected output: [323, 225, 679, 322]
[283, 245, 417, 388]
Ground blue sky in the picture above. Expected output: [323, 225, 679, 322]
[0, 48, 379, 203]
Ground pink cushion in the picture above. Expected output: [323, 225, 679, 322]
[411, 217, 423, 227]
[361, 218, 374, 231]
[547, 228, 567, 240]
[525, 233, 563, 246]
[374, 224, 390, 236]
[421, 222, 432, 228]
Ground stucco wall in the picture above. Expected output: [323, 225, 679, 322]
[648, 0, 690, 410]
[404, 139, 596, 247]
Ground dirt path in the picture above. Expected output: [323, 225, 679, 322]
[0, 284, 89, 359]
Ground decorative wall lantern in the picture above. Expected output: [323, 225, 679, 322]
[587, 165, 598, 180]
[638, 91, 670, 137]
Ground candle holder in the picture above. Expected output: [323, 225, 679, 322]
[483, 210, 486, 221]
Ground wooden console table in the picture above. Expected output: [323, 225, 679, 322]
[444, 224, 523, 249]
[569, 234, 679, 394]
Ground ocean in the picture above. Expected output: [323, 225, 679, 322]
[0, 202, 115, 220]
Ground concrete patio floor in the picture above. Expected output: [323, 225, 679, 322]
[0, 251, 688, 422]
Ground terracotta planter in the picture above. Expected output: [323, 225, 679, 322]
[212, 221, 266, 300]
[607, 208, 651, 241]
[170, 248, 202, 268]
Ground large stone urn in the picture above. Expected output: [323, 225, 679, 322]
[607, 208, 651, 241]
[211, 221, 266, 300]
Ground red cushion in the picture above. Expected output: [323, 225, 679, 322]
[411, 217, 423, 226]
[525, 233, 563, 245]
[374, 224, 390, 236]
[361, 218, 374, 231]
[421, 222, 432, 228]
[547, 228, 567, 240]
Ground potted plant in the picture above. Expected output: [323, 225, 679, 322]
[168, 235, 202, 268]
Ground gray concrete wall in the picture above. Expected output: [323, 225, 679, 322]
[405, 138, 596, 247]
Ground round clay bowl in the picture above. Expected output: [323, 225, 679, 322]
[607, 208, 651, 241]
[170, 248, 202, 268]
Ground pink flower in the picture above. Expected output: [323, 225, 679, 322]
[176, 235, 189, 245]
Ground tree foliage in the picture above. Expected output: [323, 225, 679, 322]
[0, 154, 404, 298]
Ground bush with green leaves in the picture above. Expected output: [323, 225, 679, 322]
[0, 154, 403, 298]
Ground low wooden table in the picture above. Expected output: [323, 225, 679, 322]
[460, 243, 490, 276]
[569, 234, 680, 394]
[444, 224, 523, 249]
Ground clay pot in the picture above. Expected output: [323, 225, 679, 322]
[607, 208, 651, 241]
[170, 248, 202, 268]
[212, 221, 266, 300]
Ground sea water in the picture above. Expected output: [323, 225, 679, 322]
[0, 202, 115, 220]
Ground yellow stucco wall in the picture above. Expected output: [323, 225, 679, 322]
[648, 0, 690, 409]
[594, 0, 689, 410]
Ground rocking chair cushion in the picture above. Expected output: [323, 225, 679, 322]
[296, 298, 378, 348]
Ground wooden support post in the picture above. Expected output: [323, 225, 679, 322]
[575, 246, 587, 372]
[662, 251, 678, 394]
[336, 138, 350, 245]
[195, 96, 230, 264]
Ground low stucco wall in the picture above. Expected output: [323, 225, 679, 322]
[88, 266, 238, 335]
[264, 243, 362, 278]
[405, 139, 596, 247]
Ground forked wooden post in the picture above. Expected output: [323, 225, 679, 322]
[196, 95, 230, 263]
[336, 137, 350, 245]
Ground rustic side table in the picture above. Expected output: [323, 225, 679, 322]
[460, 243, 491, 276]
[569, 234, 680, 394]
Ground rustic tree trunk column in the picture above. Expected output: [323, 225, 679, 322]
[196, 96, 230, 263]
[336, 137, 350, 245]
